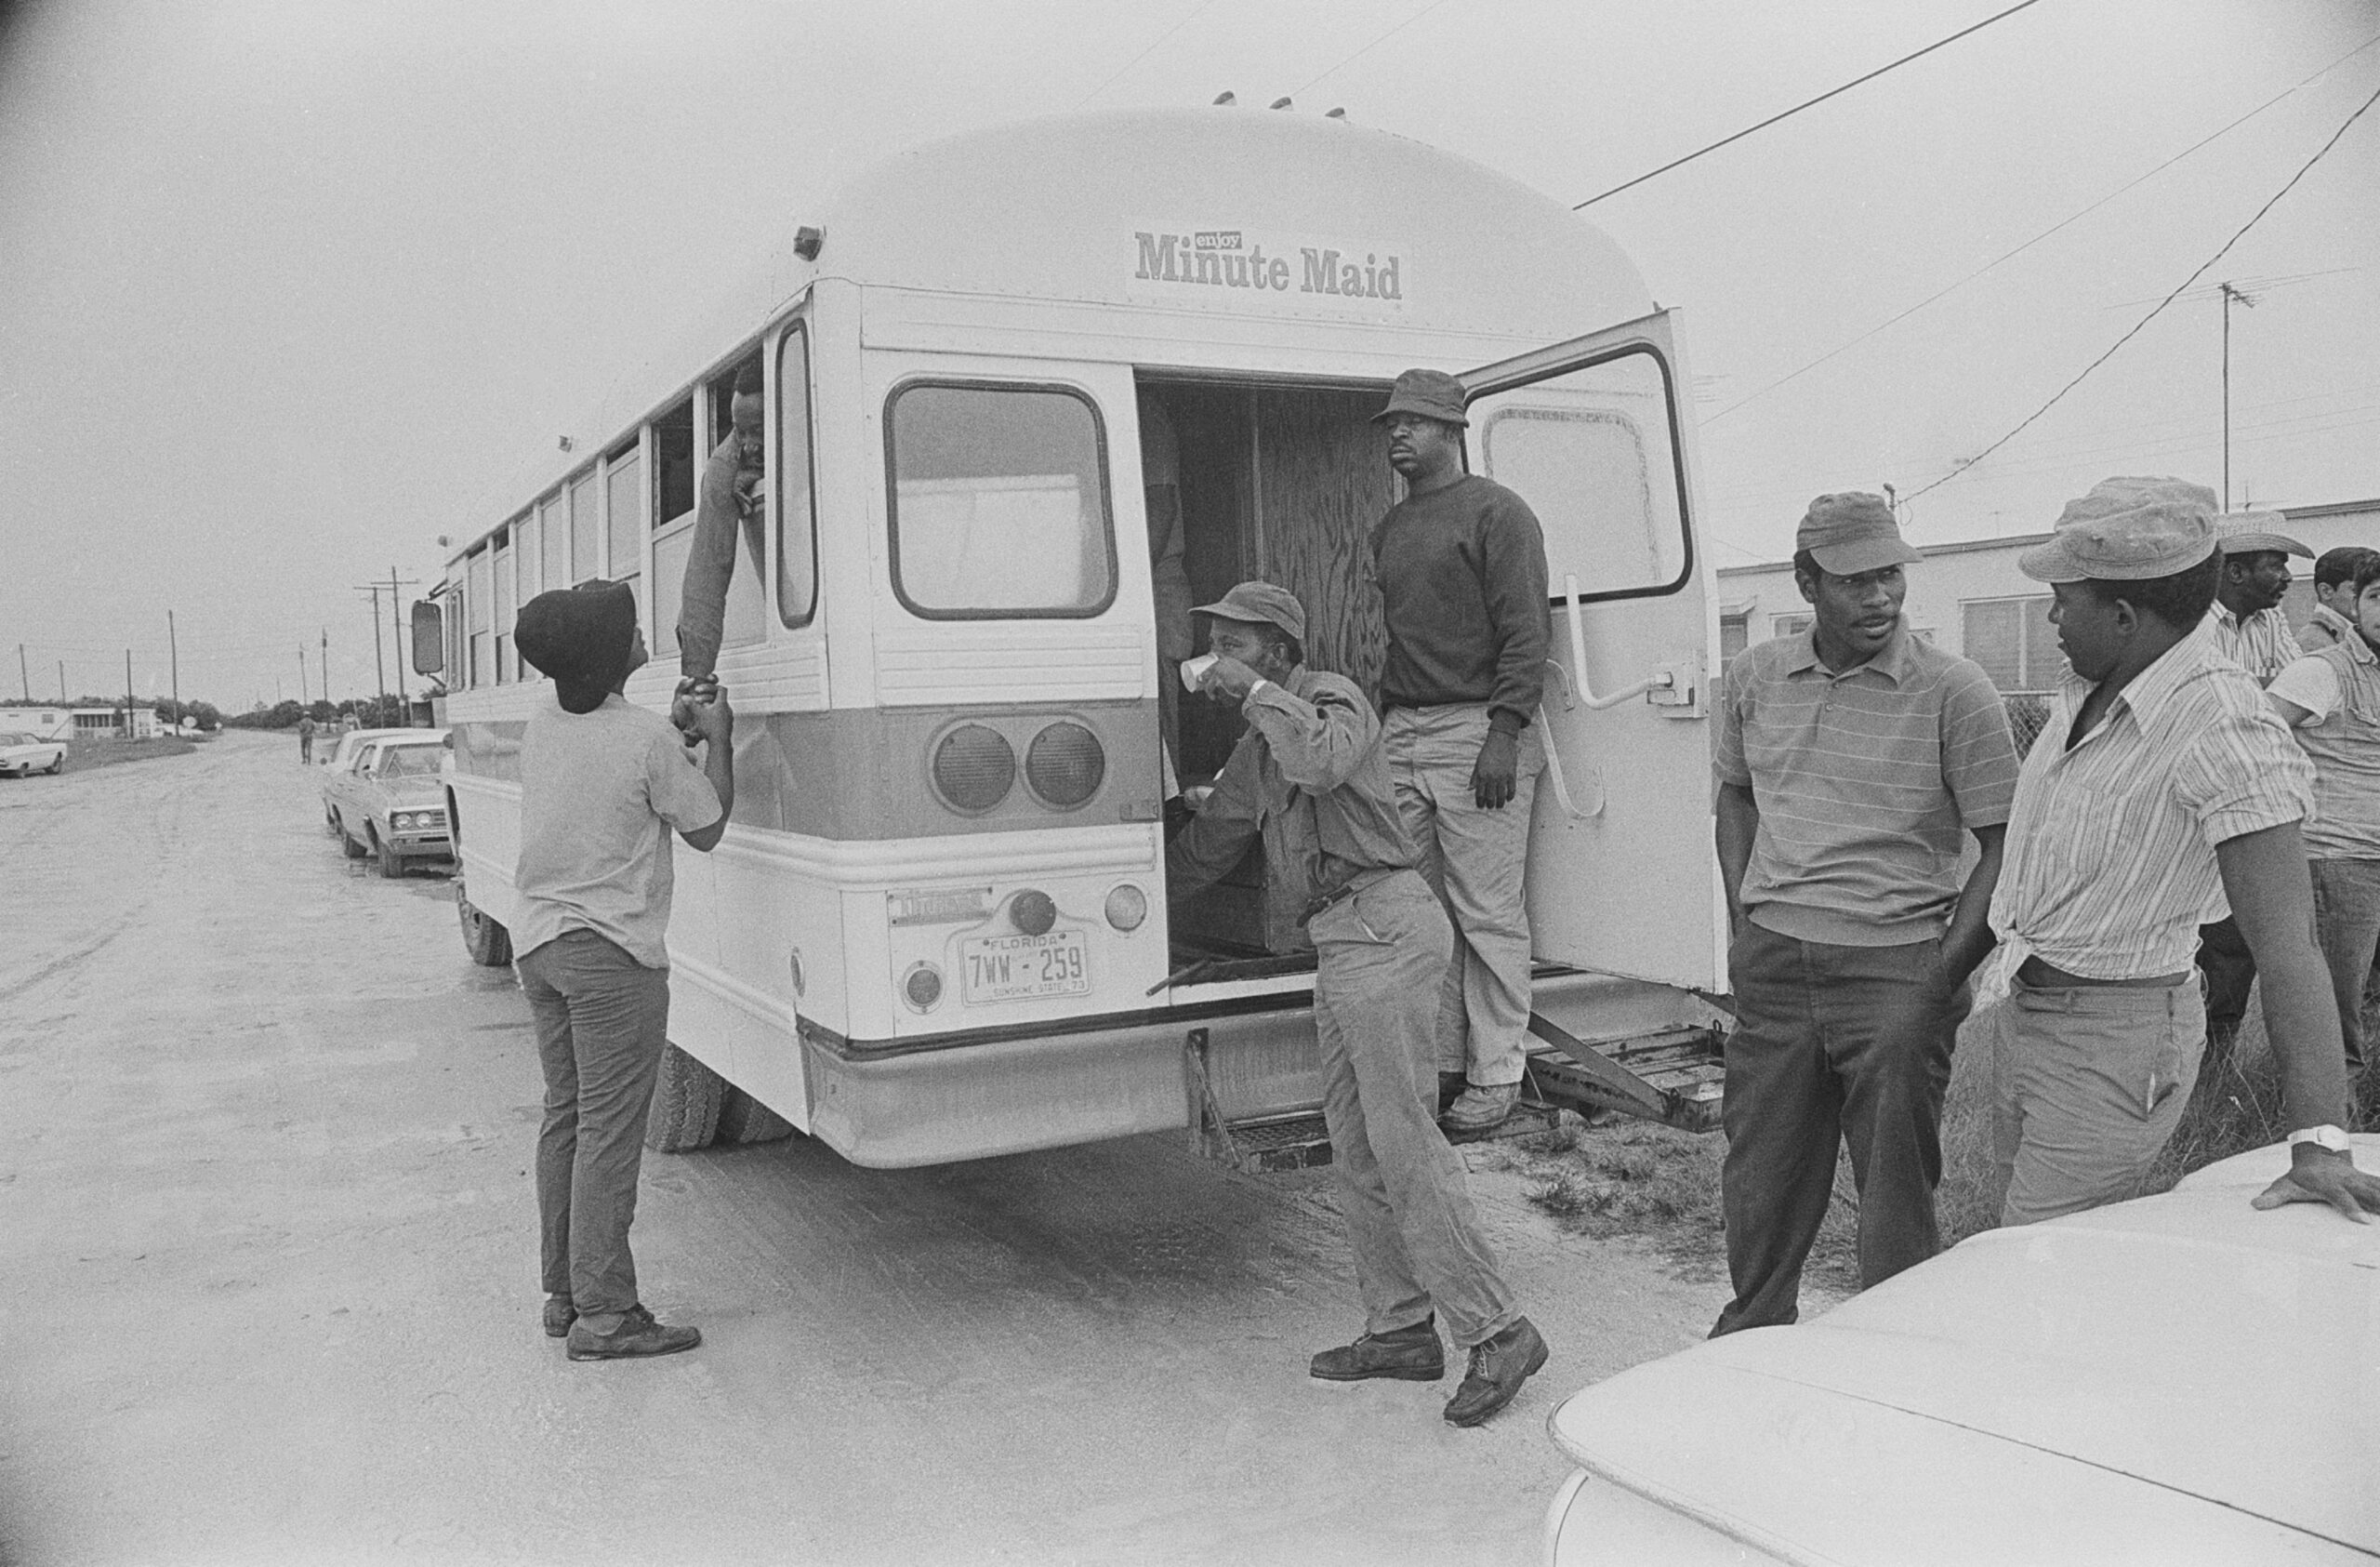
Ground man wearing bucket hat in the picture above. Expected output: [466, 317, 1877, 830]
[1709, 493, 2018, 1335]
[2196, 511, 2320, 1053]
[1167, 579, 1548, 1428]
[1368, 367, 1551, 1135]
[1986, 477, 2378, 1224]
[510, 580, 738, 1360]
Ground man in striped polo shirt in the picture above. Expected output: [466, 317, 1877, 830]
[1990, 476, 2379, 1224]
[2195, 511, 2320, 1053]
[1710, 493, 2019, 1336]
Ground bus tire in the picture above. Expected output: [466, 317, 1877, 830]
[374, 829, 403, 879]
[644, 1045, 723, 1154]
[716, 1085, 795, 1145]
[456, 884, 512, 967]
[339, 813, 367, 858]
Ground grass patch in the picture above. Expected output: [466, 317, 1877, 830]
[59, 736, 199, 773]
[1512, 987, 2380, 1293]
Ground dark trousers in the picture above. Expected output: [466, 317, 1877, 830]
[1712, 922, 1961, 1337]
[2194, 916, 2254, 1042]
[518, 930, 672, 1318]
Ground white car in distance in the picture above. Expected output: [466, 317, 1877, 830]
[0, 731, 68, 777]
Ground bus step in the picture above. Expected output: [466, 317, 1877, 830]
[1523, 1015, 1726, 1135]
[1182, 1029, 1567, 1174]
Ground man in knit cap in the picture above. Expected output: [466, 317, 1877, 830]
[511, 580, 736, 1360]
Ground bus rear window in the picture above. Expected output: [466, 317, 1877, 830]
[887, 383, 1114, 618]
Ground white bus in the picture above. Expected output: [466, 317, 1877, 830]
[418, 105, 1726, 1169]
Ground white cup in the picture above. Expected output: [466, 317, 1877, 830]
[1180, 653, 1219, 692]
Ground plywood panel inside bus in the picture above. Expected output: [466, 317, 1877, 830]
[1143, 378, 1393, 958]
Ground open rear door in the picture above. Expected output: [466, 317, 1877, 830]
[1460, 309, 1722, 993]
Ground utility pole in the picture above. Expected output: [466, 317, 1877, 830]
[58, 661, 65, 702]
[124, 649, 134, 739]
[389, 565, 420, 724]
[167, 610, 179, 727]
[298, 644, 309, 707]
[2219, 281, 2257, 512]
[355, 583, 388, 714]
[17, 644, 26, 701]
[322, 629, 330, 711]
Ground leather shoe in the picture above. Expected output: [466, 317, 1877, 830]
[1441, 1082, 1521, 1133]
[542, 1295, 577, 1338]
[1309, 1318, 1444, 1382]
[565, 1305, 701, 1361]
[1444, 1316, 1548, 1427]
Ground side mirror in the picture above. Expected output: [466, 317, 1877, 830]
[411, 600, 444, 675]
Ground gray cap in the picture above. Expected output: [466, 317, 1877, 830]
[1797, 492, 1921, 576]
[2216, 509, 2313, 559]
[1190, 579, 1307, 643]
[1370, 367, 1467, 427]
[2018, 476, 2219, 583]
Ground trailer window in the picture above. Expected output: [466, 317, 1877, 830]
[886, 382, 1115, 618]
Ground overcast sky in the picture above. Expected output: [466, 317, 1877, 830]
[3, 0, 2374, 707]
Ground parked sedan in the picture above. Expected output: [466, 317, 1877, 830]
[324, 733, 452, 878]
[0, 731, 68, 777]
[1543, 1135, 2380, 1565]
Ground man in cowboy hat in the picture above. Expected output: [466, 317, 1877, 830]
[1368, 367, 1551, 1134]
[1167, 579, 1548, 1428]
[2197, 510, 2320, 1053]
[511, 579, 736, 1361]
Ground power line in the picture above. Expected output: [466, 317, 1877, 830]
[1706, 32, 2380, 424]
[1905, 77, 2380, 503]
[1291, 0, 1452, 97]
[1077, 0, 1226, 107]
[1574, 0, 2048, 208]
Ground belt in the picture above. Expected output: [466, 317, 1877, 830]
[2016, 956, 2190, 989]
[1299, 867, 1400, 925]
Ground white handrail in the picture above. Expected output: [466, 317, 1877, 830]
[1562, 574, 1673, 710]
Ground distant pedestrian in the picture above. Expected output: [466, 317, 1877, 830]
[2196, 511, 2317, 1054]
[1988, 476, 2379, 1225]
[1368, 368, 1551, 1134]
[297, 714, 315, 764]
[2268, 549, 2380, 1074]
[1709, 493, 2017, 1336]
[1167, 580, 1548, 1428]
[511, 580, 735, 1361]
[2297, 546, 2376, 654]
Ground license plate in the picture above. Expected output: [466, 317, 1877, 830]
[960, 931, 1090, 1004]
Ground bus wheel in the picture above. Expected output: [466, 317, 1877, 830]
[645, 1045, 723, 1154]
[339, 813, 367, 859]
[716, 1085, 795, 1145]
[456, 884, 512, 967]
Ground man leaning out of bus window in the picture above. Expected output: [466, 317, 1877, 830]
[1166, 579, 1549, 1428]
[512, 580, 735, 1361]
[676, 361, 767, 694]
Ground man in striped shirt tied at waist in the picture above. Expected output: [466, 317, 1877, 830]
[1988, 477, 2380, 1224]
[1710, 493, 2019, 1335]
[2195, 511, 2318, 1054]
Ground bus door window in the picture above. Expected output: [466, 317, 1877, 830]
[777, 323, 817, 627]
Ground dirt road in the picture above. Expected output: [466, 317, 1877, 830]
[0, 731, 1726, 1566]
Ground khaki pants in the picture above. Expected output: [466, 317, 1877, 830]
[1310, 870, 1521, 1348]
[1383, 704, 1542, 1088]
[1991, 977, 2204, 1226]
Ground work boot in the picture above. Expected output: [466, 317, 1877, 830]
[1441, 1082, 1521, 1134]
[1444, 1316, 1549, 1428]
[565, 1305, 701, 1361]
[1309, 1318, 1445, 1382]
[542, 1295, 577, 1338]
[1436, 1070, 1470, 1113]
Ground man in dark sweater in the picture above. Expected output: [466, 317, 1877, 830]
[1368, 368, 1551, 1133]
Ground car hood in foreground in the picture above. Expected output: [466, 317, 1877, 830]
[1551, 1138, 2380, 1564]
